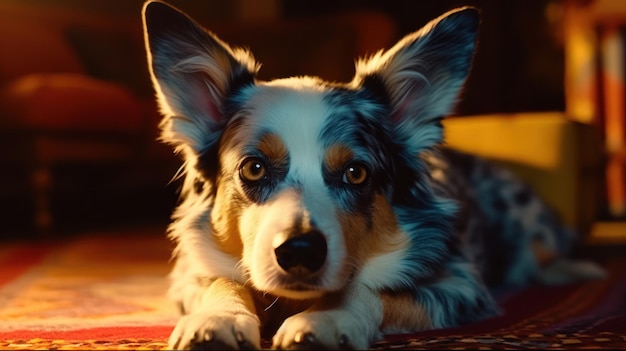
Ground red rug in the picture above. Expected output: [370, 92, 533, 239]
[0, 227, 625, 350]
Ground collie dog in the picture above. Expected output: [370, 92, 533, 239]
[142, 1, 604, 349]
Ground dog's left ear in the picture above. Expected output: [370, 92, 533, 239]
[354, 7, 480, 154]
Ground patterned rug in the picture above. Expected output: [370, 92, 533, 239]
[0, 227, 625, 350]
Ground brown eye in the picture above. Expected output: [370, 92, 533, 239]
[342, 162, 368, 185]
[240, 158, 267, 182]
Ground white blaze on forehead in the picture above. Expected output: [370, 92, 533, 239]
[248, 79, 329, 175]
[246, 79, 338, 224]
[241, 79, 347, 288]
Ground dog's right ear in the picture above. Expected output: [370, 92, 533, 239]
[142, 1, 258, 154]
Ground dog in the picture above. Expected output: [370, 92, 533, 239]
[142, 1, 605, 349]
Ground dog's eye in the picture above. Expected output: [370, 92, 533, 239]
[342, 162, 368, 185]
[240, 158, 268, 182]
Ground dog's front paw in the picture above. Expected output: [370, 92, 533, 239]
[168, 311, 260, 350]
[272, 311, 374, 350]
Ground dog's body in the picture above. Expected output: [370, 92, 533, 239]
[142, 1, 604, 349]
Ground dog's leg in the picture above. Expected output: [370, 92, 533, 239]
[532, 239, 606, 285]
[382, 260, 498, 332]
[272, 282, 383, 350]
[168, 276, 261, 350]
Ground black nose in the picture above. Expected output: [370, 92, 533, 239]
[274, 231, 327, 275]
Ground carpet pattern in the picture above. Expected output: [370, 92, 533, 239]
[1, 228, 625, 350]
[0, 228, 177, 350]
[377, 266, 626, 349]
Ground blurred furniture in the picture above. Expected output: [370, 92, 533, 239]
[0, 4, 168, 235]
[0, 2, 399, 236]
[563, 0, 626, 242]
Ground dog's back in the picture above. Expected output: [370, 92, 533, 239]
[428, 148, 605, 287]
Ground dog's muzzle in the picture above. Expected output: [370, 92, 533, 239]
[273, 231, 327, 277]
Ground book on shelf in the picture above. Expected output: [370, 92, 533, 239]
[597, 24, 626, 219]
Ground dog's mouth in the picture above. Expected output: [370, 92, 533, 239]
[250, 260, 350, 300]
[266, 264, 358, 300]
[262, 263, 358, 300]
[268, 278, 328, 299]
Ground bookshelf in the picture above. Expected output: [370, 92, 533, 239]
[564, 0, 626, 242]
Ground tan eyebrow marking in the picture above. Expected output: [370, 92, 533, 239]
[324, 144, 354, 174]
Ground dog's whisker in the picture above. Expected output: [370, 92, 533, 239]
[170, 163, 187, 183]
[264, 296, 280, 312]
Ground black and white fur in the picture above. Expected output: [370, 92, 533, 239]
[142, 1, 605, 349]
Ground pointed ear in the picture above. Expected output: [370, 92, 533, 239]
[354, 7, 480, 154]
[142, 1, 258, 154]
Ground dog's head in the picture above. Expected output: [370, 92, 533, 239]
[143, 1, 479, 299]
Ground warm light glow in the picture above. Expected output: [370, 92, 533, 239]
[599, 26, 626, 219]
[564, 2, 597, 123]
[444, 112, 567, 170]
[601, 27, 625, 154]
[590, 221, 626, 241]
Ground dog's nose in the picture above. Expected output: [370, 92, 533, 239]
[274, 231, 327, 275]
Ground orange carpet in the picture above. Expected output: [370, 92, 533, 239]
[1, 227, 625, 350]
[0, 227, 177, 350]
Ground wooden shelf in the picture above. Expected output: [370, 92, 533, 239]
[588, 221, 626, 243]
